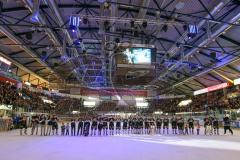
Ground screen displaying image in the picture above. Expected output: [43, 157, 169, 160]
[122, 48, 151, 64]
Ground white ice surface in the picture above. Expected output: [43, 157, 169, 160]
[1, 129, 240, 160]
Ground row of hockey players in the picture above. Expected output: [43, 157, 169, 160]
[22, 114, 233, 136]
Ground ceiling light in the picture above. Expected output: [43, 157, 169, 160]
[162, 24, 168, 32]
[142, 21, 148, 28]
[130, 20, 135, 28]
[30, 0, 40, 23]
[25, 32, 33, 40]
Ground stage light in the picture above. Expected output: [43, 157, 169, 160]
[41, 51, 47, 61]
[162, 24, 168, 32]
[183, 24, 188, 31]
[82, 17, 88, 24]
[73, 38, 82, 45]
[188, 24, 199, 38]
[130, 20, 135, 28]
[142, 21, 148, 28]
[69, 25, 77, 32]
[69, 16, 81, 32]
[210, 52, 217, 59]
[30, 0, 40, 23]
[176, 74, 180, 78]
[25, 32, 33, 40]
[115, 38, 120, 43]
[104, 20, 110, 31]
[178, 99, 192, 106]
[133, 30, 139, 37]
[41, 51, 47, 57]
[53, 62, 59, 68]
[176, 43, 180, 48]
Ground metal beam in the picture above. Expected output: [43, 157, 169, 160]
[208, 73, 224, 82]
[219, 35, 240, 46]
[0, 23, 61, 80]
[227, 65, 240, 73]
[199, 51, 221, 62]
[0, 50, 48, 83]
[24, 60, 36, 66]
[45, 0, 84, 82]
[151, 1, 232, 84]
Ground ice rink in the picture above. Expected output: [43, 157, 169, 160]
[0, 129, 240, 160]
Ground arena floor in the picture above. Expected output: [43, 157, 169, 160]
[0, 130, 240, 160]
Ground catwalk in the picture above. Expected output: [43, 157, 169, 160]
[0, 130, 240, 160]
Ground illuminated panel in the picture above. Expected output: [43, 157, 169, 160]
[193, 88, 208, 95]
[234, 78, 240, 85]
[83, 101, 96, 106]
[0, 56, 11, 65]
[136, 102, 148, 107]
[178, 99, 192, 106]
[207, 82, 229, 92]
[194, 83, 230, 95]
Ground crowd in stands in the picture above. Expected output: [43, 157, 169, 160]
[0, 82, 82, 115]
[0, 81, 240, 116]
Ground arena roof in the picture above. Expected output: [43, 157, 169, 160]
[0, 0, 240, 95]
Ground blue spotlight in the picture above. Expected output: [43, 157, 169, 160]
[30, 12, 40, 23]
[69, 16, 81, 32]
[73, 38, 82, 45]
[188, 24, 199, 38]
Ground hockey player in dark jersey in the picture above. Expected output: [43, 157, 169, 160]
[83, 119, 90, 136]
[138, 117, 144, 134]
[109, 118, 114, 136]
[122, 119, 128, 134]
[144, 118, 150, 134]
[98, 119, 103, 136]
[156, 117, 162, 134]
[204, 116, 212, 135]
[188, 116, 194, 134]
[128, 118, 133, 134]
[171, 115, 177, 134]
[177, 116, 184, 135]
[91, 118, 98, 136]
[116, 118, 121, 135]
[102, 118, 108, 136]
[213, 116, 219, 135]
[163, 116, 169, 134]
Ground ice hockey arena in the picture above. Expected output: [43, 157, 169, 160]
[0, 0, 240, 160]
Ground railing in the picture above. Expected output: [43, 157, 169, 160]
[0, 118, 12, 131]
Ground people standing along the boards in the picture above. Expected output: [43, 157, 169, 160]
[213, 115, 219, 135]
[40, 114, 46, 136]
[77, 118, 84, 136]
[18, 115, 236, 137]
[31, 115, 39, 135]
[223, 114, 233, 135]
[19, 114, 27, 136]
[70, 119, 76, 136]
[188, 116, 194, 135]
[171, 116, 177, 135]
